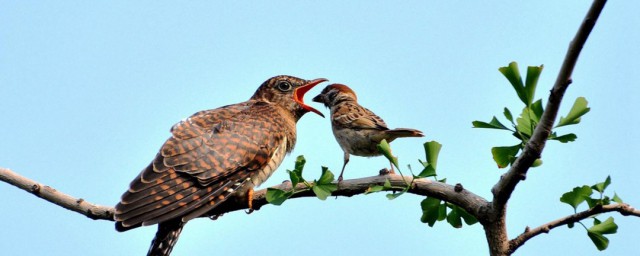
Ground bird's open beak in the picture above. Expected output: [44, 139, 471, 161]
[294, 78, 327, 118]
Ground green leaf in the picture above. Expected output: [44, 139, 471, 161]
[266, 188, 292, 206]
[593, 218, 602, 225]
[365, 179, 393, 194]
[589, 217, 618, 235]
[377, 139, 399, 170]
[288, 170, 301, 188]
[568, 222, 575, 228]
[511, 131, 530, 141]
[457, 207, 479, 225]
[365, 185, 384, 194]
[613, 193, 624, 203]
[417, 141, 442, 178]
[560, 185, 593, 210]
[312, 167, 337, 200]
[504, 107, 514, 124]
[447, 205, 463, 228]
[424, 141, 442, 171]
[515, 106, 539, 137]
[530, 99, 544, 121]
[312, 184, 336, 200]
[587, 231, 609, 251]
[438, 203, 447, 221]
[472, 117, 510, 130]
[585, 197, 599, 208]
[524, 65, 544, 106]
[531, 158, 543, 167]
[491, 145, 521, 168]
[317, 166, 335, 185]
[592, 176, 612, 193]
[499, 62, 528, 105]
[288, 155, 307, 187]
[587, 217, 618, 251]
[417, 160, 436, 178]
[386, 190, 406, 200]
[294, 155, 306, 172]
[550, 133, 577, 143]
[420, 197, 441, 227]
[556, 97, 590, 128]
[444, 204, 478, 227]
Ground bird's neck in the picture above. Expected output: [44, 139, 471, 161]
[273, 105, 298, 152]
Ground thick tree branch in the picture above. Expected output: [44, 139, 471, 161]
[1, 167, 489, 222]
[486, 1, 607, 255]
[508, 203, 640, 254]
[492, 0, 607, 211]
[209, 175, 490, 218]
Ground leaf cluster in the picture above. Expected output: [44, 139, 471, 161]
[366, 141, 444, 199]
[370, 140, 479, 228]
[472, 62, 590, 168]
[420, 197, 478, 228]
[560, 176, 623, 250]
[266, 156, 338, 205]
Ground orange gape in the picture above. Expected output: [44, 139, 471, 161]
[114, 75, 327, 256]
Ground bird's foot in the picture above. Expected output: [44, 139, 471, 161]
[245, 188, 255, 214]
[336, 175, 344, 187]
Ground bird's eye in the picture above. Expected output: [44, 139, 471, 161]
[276, 81, 292, 92]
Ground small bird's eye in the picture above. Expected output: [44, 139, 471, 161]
[276, 81, 292, 92]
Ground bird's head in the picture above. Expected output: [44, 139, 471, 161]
[312, 83, 358, 108]
[252, 75, 327, 118]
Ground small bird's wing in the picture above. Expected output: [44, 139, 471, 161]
[115, 101, 286, 229]
[331, 101, 388, 130]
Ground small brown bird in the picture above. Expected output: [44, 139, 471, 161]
[312, 83, 424, 181]
[114, 75, 327, 256]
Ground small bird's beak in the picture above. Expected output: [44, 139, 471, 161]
[312, 94, 324, 103]
[294, 78, 327, 118]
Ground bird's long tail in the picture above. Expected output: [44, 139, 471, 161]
[147, 219, 186, 256]
[385, 128, 425, 141]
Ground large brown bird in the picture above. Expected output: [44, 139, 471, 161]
[114, 75, 327, 256]
[312, 83, 424, 181]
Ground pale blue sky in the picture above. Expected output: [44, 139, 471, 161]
[2, 1, 639, 255]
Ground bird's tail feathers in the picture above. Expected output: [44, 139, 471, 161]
[385, 128, 425, 140]
[147, 219, 186, 256]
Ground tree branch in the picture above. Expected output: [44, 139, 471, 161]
[0, 167, 115, 221]
[492, 0, 607, 212]
[1, 167, 489, 223]
[508, 203, 640, 253]
[209, 175, 490, 218]
[486, 1, 608, 255]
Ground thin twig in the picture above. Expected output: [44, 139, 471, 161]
[508, 203, 640, 253]
[0, 168, 115, 221]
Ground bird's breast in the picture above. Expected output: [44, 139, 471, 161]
[332, 127, 381, 156]
[249, 136, 289, 188]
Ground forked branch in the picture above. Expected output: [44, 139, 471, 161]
[491, 0, 608, 211]
[486, 1, 608, 255]
[508, 203, 640, 253]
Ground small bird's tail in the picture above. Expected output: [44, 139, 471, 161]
[385, 128, 425, 141]
[147, 219, 186, 256]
